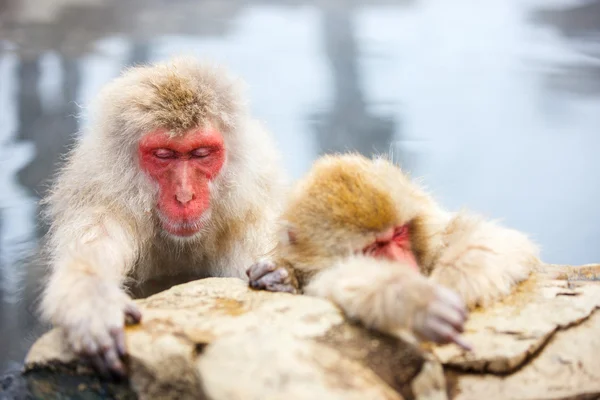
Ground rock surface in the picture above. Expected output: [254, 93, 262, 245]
[14, 264, 600, 400]
[440, 264, 600, 400]
[23, 278, 441, 400]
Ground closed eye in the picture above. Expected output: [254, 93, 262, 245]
[153, 148, 176, 159]
[394, 225, 409, 238]
[191, 148, 212, 158]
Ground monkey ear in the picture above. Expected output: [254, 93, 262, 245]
[278, 220, 298, 246]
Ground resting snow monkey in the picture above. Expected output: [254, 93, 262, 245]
[247, 153, 541, 349]
[40, 57, 286, 377]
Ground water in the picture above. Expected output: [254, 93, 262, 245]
[1, 0, 599, 373]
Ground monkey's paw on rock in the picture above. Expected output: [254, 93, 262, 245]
[15, 265, 600, 400]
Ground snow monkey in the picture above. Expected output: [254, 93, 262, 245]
[247, 153, 541, 349]
[40, 57, 286, 377]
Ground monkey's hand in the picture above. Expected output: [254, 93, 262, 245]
[303, 258, 471, 351]
[54, 278, 141, 378]
[408, 279, 472, 351]
[246, 259, 300, 294]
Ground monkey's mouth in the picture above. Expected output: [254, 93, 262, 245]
[157, 212, 209, 237]
[164, 223, 202, 237]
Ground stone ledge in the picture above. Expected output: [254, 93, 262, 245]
[12, 264, 600, 400]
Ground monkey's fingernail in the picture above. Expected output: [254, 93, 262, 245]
[117, 344, 127, 357]
[112, 329, 127, 357]
[82, 338, 98, 356]
[277, 268, 289, 278]
[110, 364, 127, 380]
[125, 304, 142, 324]
[265, 268, 289, 284]
[114, 363, 126, 377]
[454, 336, 473, 352]
[271, 283, 295, 293]
[248, 261, 277, 281]
[89, 355, 110, 378]
[104, 349, 126, 378]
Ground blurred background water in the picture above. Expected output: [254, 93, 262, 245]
[0, 0, 599, 373]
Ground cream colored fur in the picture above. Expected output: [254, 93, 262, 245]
[263, 153, 541, 346]
[430, 212, 541, 308]
[290, 154, 540, 310]
[40, 57, 287, 358]
[305, 256, 435, 336]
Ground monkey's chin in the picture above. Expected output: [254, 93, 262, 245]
[158, 212, 210, 241]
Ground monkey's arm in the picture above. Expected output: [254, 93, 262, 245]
[430, 213, 541, 309]
[305, 257, 471, 350]
[41, 214, 140, 377]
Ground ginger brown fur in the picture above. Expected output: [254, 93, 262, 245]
[276, 154, 444, 273]
[249, 153, 541, 348]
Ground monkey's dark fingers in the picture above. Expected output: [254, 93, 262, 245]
[250, 268, 297, 293]
[80, 336, 100, 357]
[425, 317, 472, 351]
[246, 260, 278, 281]
[428, 302, 466, 333]
[452, 335, 473, 352]
[88, 353, 111, 379]
[69, 332, 110, 378]
[267, 283, 299, 294]
[102, 344, 126, 379]
[249, 267, 286, 288]
[111, 326, 128, 357]
[124, 303, 142, 325]
[435, 286, 468, 319]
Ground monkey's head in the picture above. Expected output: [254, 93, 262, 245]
[277, 154, 436, 272]
[89, 57, 269, 240]
[137, 127, 224, 237]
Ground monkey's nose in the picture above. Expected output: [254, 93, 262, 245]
[176, 190, 194, 205]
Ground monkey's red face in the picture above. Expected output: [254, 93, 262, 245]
[138, 128, 225, 237]
[362, 225, 419, 270]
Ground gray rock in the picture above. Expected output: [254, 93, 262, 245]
[18, 265, 600, 400]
